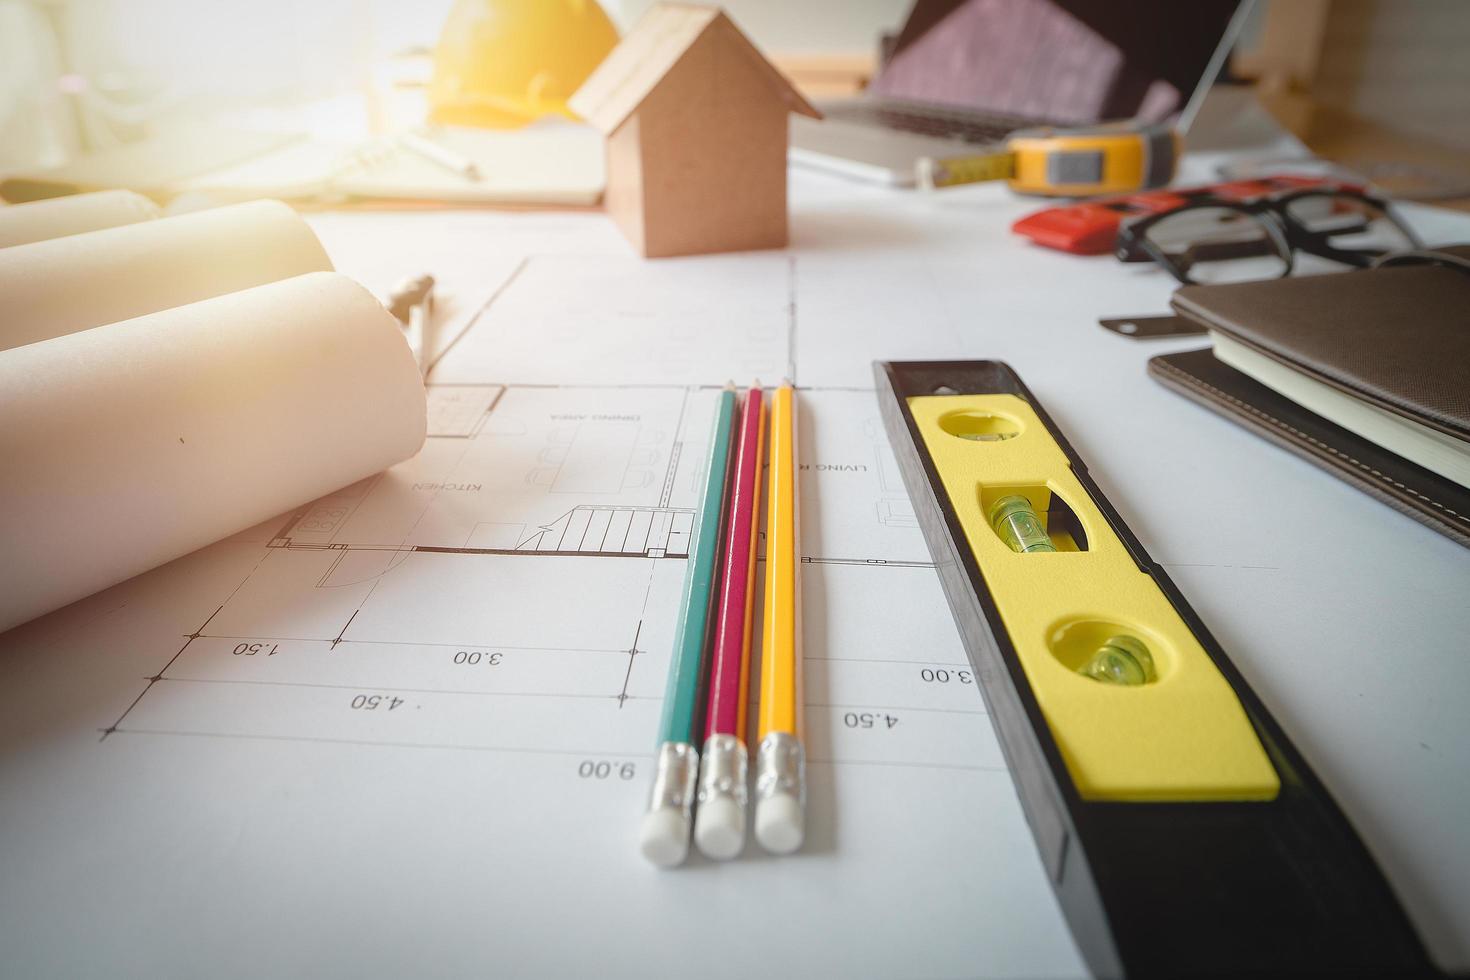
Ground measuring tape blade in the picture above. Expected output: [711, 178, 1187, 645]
[917, 151, 1016, 190]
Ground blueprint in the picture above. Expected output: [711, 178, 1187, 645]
[4, 179, 1470, 977]
[0, 215, 1086, 979]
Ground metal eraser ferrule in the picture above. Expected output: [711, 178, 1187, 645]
[754, 731, 804, 805]
[698, 733, 749, 809]
[647, 741, 699, 815]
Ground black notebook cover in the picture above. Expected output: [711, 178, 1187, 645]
[1150, 347, 1470, 548]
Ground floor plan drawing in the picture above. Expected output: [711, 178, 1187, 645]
[0, 238, 1091, 980]
[7, 172, 1470, 980]
[432, 253, 796, 387]
[104, 376, 967, 756]
[270, 385, 712, 561]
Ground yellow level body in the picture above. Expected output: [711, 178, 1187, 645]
[908, 392, 1277, 801]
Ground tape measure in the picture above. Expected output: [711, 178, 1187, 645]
[917, 121, 1179, 197]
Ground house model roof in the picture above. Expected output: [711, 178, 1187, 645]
[570, 3, 820, 134]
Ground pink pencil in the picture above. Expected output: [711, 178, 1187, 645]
[693, 384, 766, 859]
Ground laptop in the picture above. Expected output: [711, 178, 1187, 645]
[790, 0, 1250, 186]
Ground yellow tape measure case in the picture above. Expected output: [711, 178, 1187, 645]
[1006, 123, 1177, 197]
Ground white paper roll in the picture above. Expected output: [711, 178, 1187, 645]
[0, 199, 331, 353]
[0, 271, 426, 633]
[0, 190, 160, 250]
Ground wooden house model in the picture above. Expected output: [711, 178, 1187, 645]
[569, 3, 820, 258]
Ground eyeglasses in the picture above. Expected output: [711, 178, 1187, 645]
[1115, 187, 1422, 285]
[1374, 248, 1470, 276]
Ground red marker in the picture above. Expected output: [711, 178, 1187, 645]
[693, 384, 765, 859]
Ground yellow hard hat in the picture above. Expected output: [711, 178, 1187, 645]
[429, 0, 620, 129]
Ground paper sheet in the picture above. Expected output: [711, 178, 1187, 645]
[0, 189, 159, 249]
[3, 162, 1469, 976]
[172, 122, 605, 206]
[0, 199, 330, 351]
[334, 124, 605, 205]
[305, 211, 545, 372]
[0, 271, 426, 633]
[0, 238, 1089, 978]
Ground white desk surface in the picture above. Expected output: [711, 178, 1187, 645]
[2, 109, 1468, 977]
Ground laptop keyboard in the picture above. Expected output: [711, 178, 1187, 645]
[823, 102, 1026, 144]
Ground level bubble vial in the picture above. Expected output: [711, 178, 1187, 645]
[1046, 618, 1168, 686]
[938, 409, 1022, 442]
[1079, 634, 1156, 686]
[988, 494, 1056, 553]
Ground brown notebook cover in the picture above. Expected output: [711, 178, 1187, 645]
[1170, 256, 1470, 441]
[1149, 252, 1470, 547]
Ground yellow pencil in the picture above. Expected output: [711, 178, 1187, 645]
[755, 381, 803, 854]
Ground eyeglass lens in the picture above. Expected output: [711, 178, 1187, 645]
[1141, 206, 1290, 284]
[1282, 193, 1416, 259]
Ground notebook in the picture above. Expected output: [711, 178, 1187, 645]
[1209, 331, 1470, 489]
[1149, 249, 1470, 546]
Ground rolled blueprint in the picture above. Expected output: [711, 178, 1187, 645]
[0, 198, 331, 352]
[0, 189, 160, 249]
[0, 271, 427, 633]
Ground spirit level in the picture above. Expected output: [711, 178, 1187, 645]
[875, 359, 1432, 978]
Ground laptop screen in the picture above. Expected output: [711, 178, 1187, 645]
[868, 0, 1243, 125]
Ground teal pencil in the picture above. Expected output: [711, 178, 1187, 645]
[639, 384, 738, 867]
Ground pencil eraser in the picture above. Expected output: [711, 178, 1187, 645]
[639, 807, 691, 868]
[694, 796, 745, 860]
[755, 792, 804, 854]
